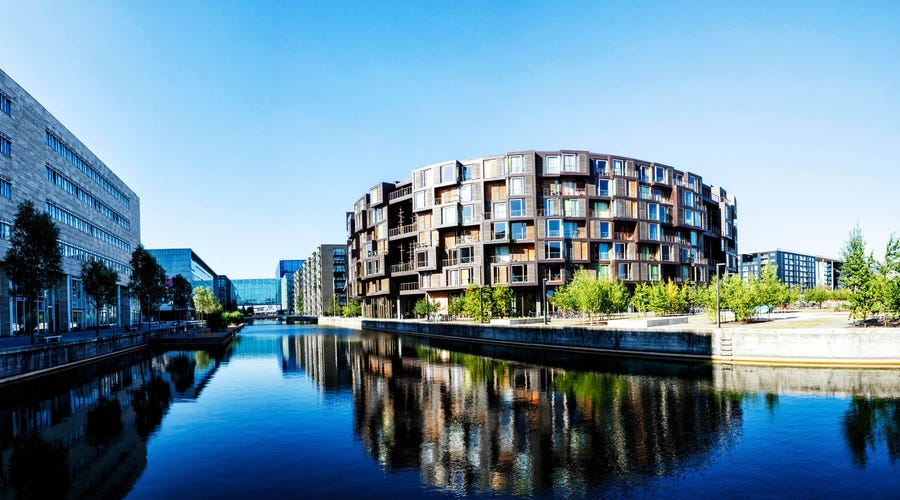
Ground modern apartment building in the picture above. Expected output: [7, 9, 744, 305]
[0, 69, 141, 334]
[347, 150, 738, 318]
[740, 249, 841, 290]
[298, 244, 348, 316]
[276, 259, 304, 314]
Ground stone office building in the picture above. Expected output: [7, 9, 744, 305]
[0, 68, 141, 334]
[347, 150, 738, 318]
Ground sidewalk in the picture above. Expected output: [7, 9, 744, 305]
[0, 325, 163, 352]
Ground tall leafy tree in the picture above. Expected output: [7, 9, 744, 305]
[491, 285, 514, 318]
[80, 259, 119, 337]
[168, 274, 192, 321]
[192, 286, 221, 320]
[3, 201, 63, 343]
[128, 245, 167, 330]
[840, 225, 879, 325]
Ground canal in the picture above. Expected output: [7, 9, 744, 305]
[1, 323, 899, 498]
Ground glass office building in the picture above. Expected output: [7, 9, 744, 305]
[233, 279, 282, 312]
[147, 248, 216, 290]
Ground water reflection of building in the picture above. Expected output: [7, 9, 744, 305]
[280, 335, 352, 391]
[342, 334, 743, 497]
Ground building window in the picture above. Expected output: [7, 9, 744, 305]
[447, 269, 459, 286]
[546, 219, 561, 237]
[662, 245, 670, 261]
[0, 178, 10, 199]
[493, 222, 507, 240]
[545, 241, 562, 259]
[599, 243, 609, 260]
[0, 93, 10, 115]
[459, 246, 474, 264]
[593, 201, 609, 217]
[639, 166, 649, 182]
[655, 166, 665, 183]
[563, 199, 581, 216]
[509, 177, 525, 195]
[593, 159, 607, 175]
[415, 169, 432, 188]
[493, 201, 507, 219]
[649, 264, 660, 281]
[461, 164, 474, 181]
[543, 198, 560, 217]
[45, 131, 130, 206]
[0, 221, 10, 239]
[598, 264, 609, 279]
[564, 222, 579, 238]
[598, 179, 610, 197]
[545, 155, 560, 174]
[562, 154, 578, 172]
[615, 243, 625, 259]
[612, 159, 624, 175]
[461, 204, 475, 223]
[414, 191, 426, 210]
[647, 203, 658, 221]
[510, 198, 525, 217]
[441, 163, 456, 183]
[618, 263, 629, 280]
[441, 205, 457, 225]
[509, 155, 525, 173]
[684, 209, 694, 226]
[599, 221, 610, 239]
[511, 222, 527, 240]
[649, 224, 660, 241]
[0, 135, 10, 157]
[511, 265, 527, 283]
[639, 185, 651, 199]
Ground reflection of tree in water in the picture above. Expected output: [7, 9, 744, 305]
[132, 376, 173, 439]
[349, 340, 743, 497]
[9, 434, 69, 499]
[86, 397, 123, 446]
[842, 397, 900, 468]
[166, 354, 196, 393]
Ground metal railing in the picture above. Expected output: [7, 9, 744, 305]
[390, 262, 415, 273]
[399, 282, 420, 291]
[388, 222, 417, 238]
[388, 185, 412, 201]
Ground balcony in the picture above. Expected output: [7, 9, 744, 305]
[614, 232, 633, 241]
[388, 185, 412, 202]
[434, 193, 459, 205]
[490, 254, 532, 263]
[399, 282, 420, 293]
[390, 261, 416, 274]
[388, 222, 417, 238]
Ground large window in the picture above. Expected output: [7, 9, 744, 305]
[0, 221, 10, 240]
[598, 221, 610, 239]
[649, 223, 660, 241]
[543, 199, 560, 217]
[441, 163, 456, 183]
[545, 241, 562, 259]
[509, 155, 525, 173]
[509, 198, 526, 217]
[509, 177, 525, 195]
[593, 159, 607, 175]
[511, 265, 527, 283]
[562, 154, 578, 172]
[442, 205, 458, 225]
[493, 201, 507, 219]
[593, 201, 610, 217]
[655, 166, 665, 183]
[414, 191, 426, 210]
[0, 178, 10, 199]
[415, 169, 432, 188]
[459, 183, 475, 202]
[647, 203, 659, 221]
[615, 243, 626, 259]
[684, 190, 695, 207]
[0, 135, 10, 157]
[461, 164, 474, 181]
[599, 243, 610, 260]
[0, 93, 10, 115]
[493, 222, 507, 239]
[546, 219, 561, 237]
[618, 263, 629, 280]
[649, 264, 660, 281]
[461, 204, 475, 223]
[545, 155, 560, 174]
[639, 185, 651, 199]
[563, 199, 581, 216]
[511, 222, 527, 240]
[612, 159, 624, 175]
[598, 179, 610, 197]
[564, 222, 579, 238]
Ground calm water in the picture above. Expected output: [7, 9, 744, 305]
[1, 323, 900, 499]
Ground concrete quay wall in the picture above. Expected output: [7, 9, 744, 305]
[362, 320, 712, 360]
[361, 320, 900, 366]
[0, 333, 149, 384]
[318, 316, 365, 330]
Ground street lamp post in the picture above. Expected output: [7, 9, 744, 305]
[478, 286, 484, 323]
[716, 262, 726, 328]
[542, 277, 549, 325]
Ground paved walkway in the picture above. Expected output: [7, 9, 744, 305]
[0, 324, 169, 352]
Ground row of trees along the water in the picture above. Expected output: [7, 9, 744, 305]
[1, 201, 245, 343]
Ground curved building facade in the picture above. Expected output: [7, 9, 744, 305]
[347, 150, 738, 318]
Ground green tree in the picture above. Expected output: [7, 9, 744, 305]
[631, 283, 652, 315]
[448, 295, 465, 318]
[755, 265, 787, 312]
[492, 285, 514, 318]
[462, 285, 493, 322]
[878, 234, 900, 321]
[80, 259, 119, 337]
[3, 201, 63, 343]
[192, 286, 220, 320]
[168, 274, 192, 321]
[840, 225, 880, 325]
[295, 292, 304, 315]
[722, 274, 757, 322]
[342, 298, 362, 317]
[414, 296, 438, 319]
[804, 286, 832, 308]
[129, 245, 167, 330]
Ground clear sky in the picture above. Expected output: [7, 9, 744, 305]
[2, 1, 899, 277]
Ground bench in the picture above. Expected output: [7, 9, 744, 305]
[41, 335, 62, 344]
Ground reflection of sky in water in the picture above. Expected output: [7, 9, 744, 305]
[1, 323, 898, 499]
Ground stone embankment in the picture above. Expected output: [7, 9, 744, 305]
[355, 318, 900, 367]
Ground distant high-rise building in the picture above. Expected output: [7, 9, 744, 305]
[740, 249, 842, 290]
[299, 245, 347, 316]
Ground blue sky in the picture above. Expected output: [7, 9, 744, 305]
[2, 1, 899, 278]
